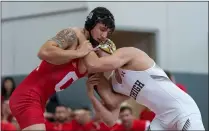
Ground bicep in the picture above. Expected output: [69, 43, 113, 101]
[98, 48, 132, 70]
[48, 28, 78, 49]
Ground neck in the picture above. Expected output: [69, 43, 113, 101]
[83, 28, 90, 40]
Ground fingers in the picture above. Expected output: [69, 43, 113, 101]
[88, 73, 95, 77]
[77, 41, 93, 57]
[83, 40, 92, 46]
[92, 45, 101, 51]
[87, 78, 99, 86]
[86, 73, 101, 88]
[83, 40, 90, 44]
[86, 81, 94, 96]
[88, 73, 101, 79]
[83, 40, 93, 49]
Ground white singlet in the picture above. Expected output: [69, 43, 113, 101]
[112, 63, 205, 130]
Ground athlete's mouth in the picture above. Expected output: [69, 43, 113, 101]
[97, 39, 102, 43]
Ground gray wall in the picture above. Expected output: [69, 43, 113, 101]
[3, 2, 207, 75]
[2, 2, 88, 75]
[88, 2, 208, 74]
[173, 73, 208, 129]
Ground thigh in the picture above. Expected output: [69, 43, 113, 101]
[9, 90, 45, 129]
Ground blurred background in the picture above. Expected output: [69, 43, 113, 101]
[1, 1, 208, 131]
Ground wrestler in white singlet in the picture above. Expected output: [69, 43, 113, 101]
[112, 63, 205, 130]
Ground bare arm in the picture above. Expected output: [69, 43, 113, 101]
[37, 28, 85, 65]
[92, 73, 129, 109]
[84, 47, 135, 73]
[89, 95, 120, 127]
[86, 73, 129, 126]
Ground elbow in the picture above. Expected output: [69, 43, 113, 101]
[85, 63, 93, 73]
[86, 62, 101, 73]
[37, 50, 46, 60]
[37, 49, 50, 61]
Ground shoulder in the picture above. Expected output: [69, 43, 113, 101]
[116, 47, 139, 53]
[56, 27, 80, 37]
[70, 27, 86, 40]
[70, 27, 83, 35]
[114, 47, 141, 58]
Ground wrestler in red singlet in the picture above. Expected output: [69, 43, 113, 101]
[9, 59, 86, 129]
[9, 7, 115, 130]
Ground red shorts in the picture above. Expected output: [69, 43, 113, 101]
[9, 88, 45, 129]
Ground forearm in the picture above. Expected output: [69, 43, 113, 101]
[95, 86, 118, 110]
[94, 75, 127, 110]
[84, 52, 116, 73]
[83, 51, 99, 72]
[89, 96, 117, 127]
[38, 46, 82, 65]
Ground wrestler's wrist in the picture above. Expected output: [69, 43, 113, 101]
[76, 51, 85, 58]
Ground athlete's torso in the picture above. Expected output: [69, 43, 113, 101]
[13, 59, 86, 105]
[112, 63, 200, 120]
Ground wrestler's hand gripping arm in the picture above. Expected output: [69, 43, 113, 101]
[86, 76, 119, 127]
[86, 73, 129, 127]
[38, 28, 92, 65]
